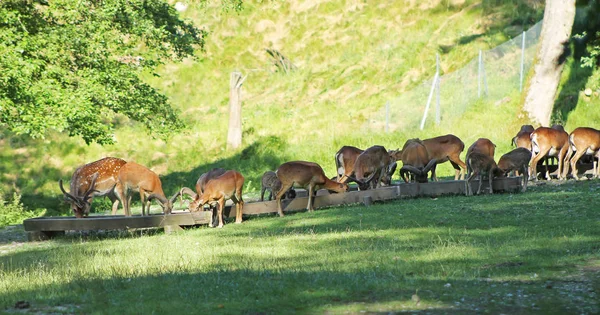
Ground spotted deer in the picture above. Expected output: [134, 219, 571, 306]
[59, 157, 127, 218]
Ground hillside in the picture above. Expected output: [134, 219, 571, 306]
[2, 0, 598, 215]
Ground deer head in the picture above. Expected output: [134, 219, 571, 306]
[59, 173, 99, 218]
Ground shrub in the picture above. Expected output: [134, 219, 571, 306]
[0, 192, 45, 228]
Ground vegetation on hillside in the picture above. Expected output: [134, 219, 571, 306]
[1, 0, 598, 217]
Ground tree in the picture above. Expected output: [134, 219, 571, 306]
[523, 0, 576, 126]
[0, 0, 206, 144]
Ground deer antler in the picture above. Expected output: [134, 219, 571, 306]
[59, 179, 83, 206]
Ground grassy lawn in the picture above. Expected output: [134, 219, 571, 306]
[1, 180, 599, 314]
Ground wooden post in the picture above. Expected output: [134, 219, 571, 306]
[227, 71, 246, 149]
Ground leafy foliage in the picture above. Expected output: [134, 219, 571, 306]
[0, 192, 44, 227]
[0, 0, 206, 144]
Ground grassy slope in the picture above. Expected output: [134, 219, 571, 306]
[1, 0, 599, 215]
[0, 181, 598, 313]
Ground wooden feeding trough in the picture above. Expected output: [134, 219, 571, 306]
[23, 177, 522, 241]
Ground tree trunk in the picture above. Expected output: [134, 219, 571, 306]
[523, 0, 576, 126]
[227, 72, 246, 149]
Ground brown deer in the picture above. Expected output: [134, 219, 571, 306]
[529, 126, 569, 180]
[275, 161, 348, 217]
[351, 145, 397, 190]
[465, 152, 501, 196]
[511, 125, 535, 149]
[59, 157, 127, 218]
[260, 171, 296, 201]
[397, 139, 437, 183]
[114, 162, 179, 216]
[497, 147, 531, 192]
[334, 146, 364, 184]
[192, 170, 245, 228]
[466, 138, 496, 158]
[422, 134, 467, 180]
[562, 127, 600, 180]
[176, 168, 227, 226]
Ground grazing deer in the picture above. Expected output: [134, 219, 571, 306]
[177, 168, 227, 226]
[275, 161, 348, 217]
[562, 127, 600, 180]
[351, 145, 397, 190]
[397, 139, 437, 183]
[59, 157, 127, 218]
[260, 171, 296, 201]
[512, 125, 535, 149]
[192, 170, 245, 228]
[334, 146, 364, 184]
[465, 152, 501, 196]
[529, 126, 569, 180]
[422, 134, 467, 180]
[497, 147, 531, 192]
[114, 162, 178, 216]
[466, 138, 496, 158]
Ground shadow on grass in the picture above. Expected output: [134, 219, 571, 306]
[1, 180, 599, 313]
[436, 0, 542, 54]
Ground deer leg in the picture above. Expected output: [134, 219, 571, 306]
[477, 172, 483, 195]
[275, 182, 293, 217]
[217, 197, 225, 228]
[488, 169, 494, 194]
[232, 187, 244, 224]
[109, 194, 120, 216]
[562, 147, 573, 179]
[569, 149, 586, 180]
[139, 189, 147, 216]
[260, 187, 266, 202]
[530, 147, 549, 181]
[557, 146, 568, 180]
[465, 171, 476, 196]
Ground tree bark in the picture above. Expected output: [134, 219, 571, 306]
[227, 72, 246, 149]
[523, 0, 576, 126]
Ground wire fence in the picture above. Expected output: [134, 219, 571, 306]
[366, 20, 543, 132]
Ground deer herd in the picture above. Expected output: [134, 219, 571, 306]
[59, 125, 600, 227]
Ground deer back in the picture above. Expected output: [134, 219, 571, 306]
[353, 145, 390, 181]
[118, 162, 165, 198]
[531, 127, 569, 150]
[422, 134, 464, 162]
[200, 170, 244, 202]
[196, 168, 227, 195]
[467, 138, 496, 158]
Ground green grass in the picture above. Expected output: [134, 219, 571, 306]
[2, 0, 599, 218]
[1, 181, 599, 314]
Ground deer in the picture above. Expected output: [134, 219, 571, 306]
[396, 139, 437, 183]
[260, 171, 296, 201]
[177, 168, 227, 226]
[59, 157, 127, 218]
[529, 126, 569, 180]
[497, 147, 531, 192]
[334, 146, 364, 184]
[422, 134, 467, 180]
[190, 170, 245, 228]
[349, 145, 397, 190]
[512, 125, 535, 149]
[562, 127, 600, 180]
[114, 161, 179, 216]
[275, 161, 348, 217]
[465, 152, 501, 196]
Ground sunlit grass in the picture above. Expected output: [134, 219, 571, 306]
[1, 181, 599, 313]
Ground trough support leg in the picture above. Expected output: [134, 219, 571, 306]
[163, 225, 184, 235]
[27, 231, 65, 242]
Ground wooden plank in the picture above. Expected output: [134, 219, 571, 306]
[23, 212, 209, 232]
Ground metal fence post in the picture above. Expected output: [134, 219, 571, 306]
[435, 54, 441, 125]
[520, 31, 526, 91]
[420, 72, 439, 130]
[478, 50, 482, 98]
[385, 101, 390, 133]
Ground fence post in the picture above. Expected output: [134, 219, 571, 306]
[227, 71, 247, 149]
[385, 101, 390, 133]
[420, 71, 439, 130]
[519, 31, 526, 92]
[478, 50, 482, 98]
[435, 53, 441, 125]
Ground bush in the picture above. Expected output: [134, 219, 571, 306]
[0, 192, 45, 228]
